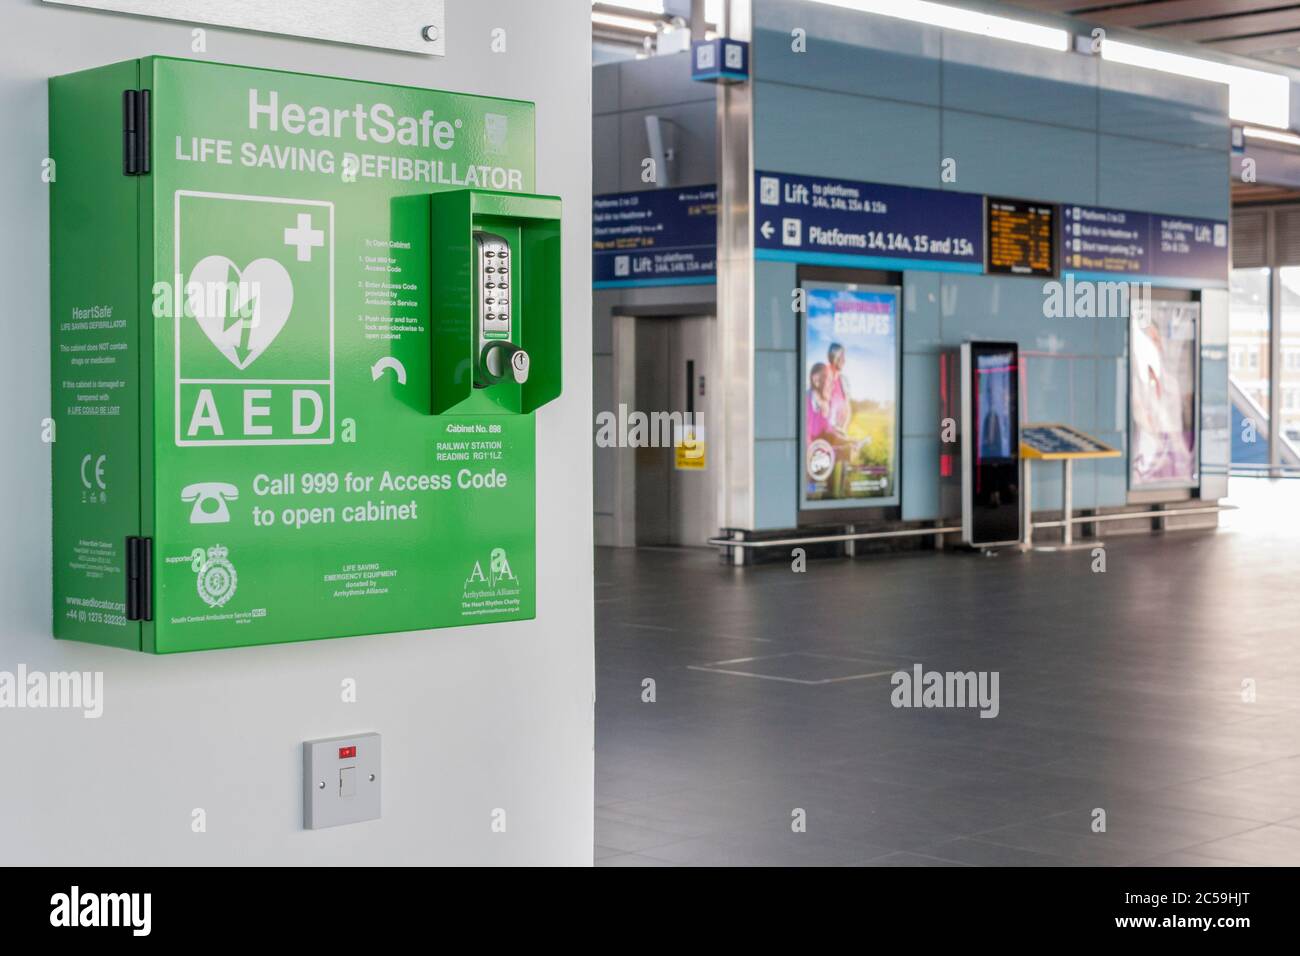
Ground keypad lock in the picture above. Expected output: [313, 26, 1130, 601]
[474, 231, 529, 387]
[426, 188, 560, 417]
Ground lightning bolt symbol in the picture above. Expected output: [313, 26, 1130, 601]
[222, 280, 257, 365]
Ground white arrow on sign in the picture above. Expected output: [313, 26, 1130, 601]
[760, 221, 774, 240]
[371, 357, 407, 385]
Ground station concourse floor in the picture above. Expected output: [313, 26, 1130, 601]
[593, 479, 1300, 866]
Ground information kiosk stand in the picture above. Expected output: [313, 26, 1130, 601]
[1019, 424, 1121, 549]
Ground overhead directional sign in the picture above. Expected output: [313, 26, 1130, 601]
[593, 185, 717, 288]
[691, 37, 749, 83]
[1060, 203, 1228, 286]
[597, 174, 1228, 288]
[753, 171, 984, 273]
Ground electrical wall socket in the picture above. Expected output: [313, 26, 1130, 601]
[303, 732, 381, 830]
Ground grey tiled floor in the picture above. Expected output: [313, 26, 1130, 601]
[594, 505, 1300, 866]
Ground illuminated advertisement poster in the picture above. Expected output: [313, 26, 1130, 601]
[800, 280, 900, 509]
[1130, 299, 1199, 489]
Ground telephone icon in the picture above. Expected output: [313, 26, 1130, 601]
[181, 481, 239, 524]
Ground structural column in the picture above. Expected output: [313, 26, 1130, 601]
[714, 0, 756, 541]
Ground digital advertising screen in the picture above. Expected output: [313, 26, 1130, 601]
[1130, 299, 1199, 490]
[987, 198, 1056, 277]
[962, 342, 1021, 547]
[976, 351, 1016, 461]
[799, 280, 901, 511]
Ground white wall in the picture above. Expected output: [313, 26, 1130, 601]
[0, 0, 593, 865]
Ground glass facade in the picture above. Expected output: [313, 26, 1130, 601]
[1279, 267, 1300, 450]
[1229, 267, 1270, 465]
[1229, 241, 1300, 471]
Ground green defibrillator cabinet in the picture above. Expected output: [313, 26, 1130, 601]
[49, 57, 561, 652]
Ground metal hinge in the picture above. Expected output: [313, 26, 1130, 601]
[122, 89, 151, 176]
[125, 536, 153, 622]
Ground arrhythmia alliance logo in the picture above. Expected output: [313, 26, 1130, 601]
[465, 547, 516, 589]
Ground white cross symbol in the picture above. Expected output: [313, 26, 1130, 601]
[283, 213, 324, 262]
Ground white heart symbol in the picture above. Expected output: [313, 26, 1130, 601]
[186, 256, 294, 370]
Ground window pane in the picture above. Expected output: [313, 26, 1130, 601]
[1230, 267, 1270, 465]
[1281, 267, 1300, 459]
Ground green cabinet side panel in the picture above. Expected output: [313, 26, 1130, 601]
[52, 56, 553, 653]
[425, 189, 562, 416]
[49, 61, 144, 650]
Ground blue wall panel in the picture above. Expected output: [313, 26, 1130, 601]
[903, 271, 942, 351]
[1076, 460, 1101, 511]
[942, 64, 1097, 132]
[1202, 355, 1229, 417]
[744, 1, 1228, 530]
[940, 111, 1097, 205]
[1031, 459, 1062, 514]
[901, 436, 941, 521]
[939, 274, 1095, 354]
[902, 353, 939, 438]
[617, 102, 717, 192]
[753, 27, 940, 106]
[1098, 61, 1228, 151]
[1095, 434, 1128, 507]
[1025, 355, 1073, 425]
[756, 351, 798, 440]
[1097, 308, 1128, 358]
[1099, 89, 1225, 150]
[755, 261, 798, 351]
[755, 82, 941, 188]
[1097, 136, 1228, 220]
[1071, 358, 1099, 433]
[1097, 356, 1126, 435]
[755, 440, 798, 530]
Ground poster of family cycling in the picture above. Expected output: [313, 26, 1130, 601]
[799, 279, 901, 510]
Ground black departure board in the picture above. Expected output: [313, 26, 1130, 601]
[986, 198, 1056, 277]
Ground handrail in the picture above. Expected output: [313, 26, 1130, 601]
[706, 503, 1235, 551]
[706, 525, 961, 549]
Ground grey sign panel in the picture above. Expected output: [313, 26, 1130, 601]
[43, 0, 446, 56]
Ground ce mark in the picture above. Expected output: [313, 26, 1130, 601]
[81, 453, 108, 490]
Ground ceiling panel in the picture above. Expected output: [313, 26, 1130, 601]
[1149, 8, 1300, 43]
[1232, 182, 1300, 205]
[1007, 0, 1109, 12]
[1002, 1, 1300, 55]
[1212, 28, 1300, 59]
[1042, 1, 1300, 29]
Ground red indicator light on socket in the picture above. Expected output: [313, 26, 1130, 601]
[338, 746, 357, 759]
